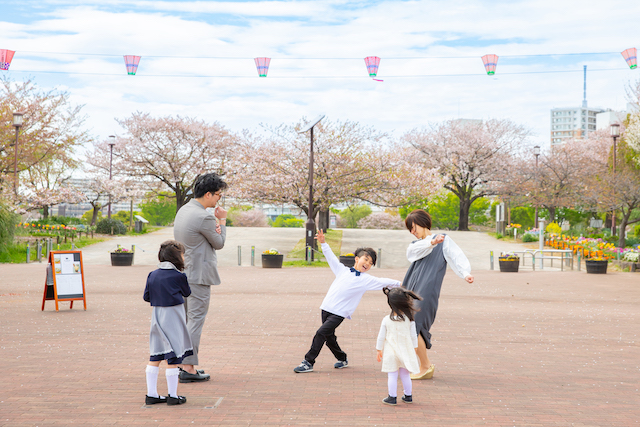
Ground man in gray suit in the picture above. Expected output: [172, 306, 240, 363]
[173, 173, 227, 383]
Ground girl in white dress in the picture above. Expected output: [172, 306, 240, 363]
[376, 287, 423, 405]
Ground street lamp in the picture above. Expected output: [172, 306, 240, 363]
[533, 145, 540, 229]
[299, 114, 325, 261]
[610, 123, 620, 236]
[108, 135, 116, 220]
[12, 111, 24, 194]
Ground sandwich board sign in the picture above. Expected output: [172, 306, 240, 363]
[42, 250, 87, 311]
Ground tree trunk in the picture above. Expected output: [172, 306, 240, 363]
[618, 208, 631, 249]
[91, 205, 100, 226]
[318, 209, 330, 231]
[175, 185, 185, 213]
[43, 205, 49, 218]
[546, 206, 556, 223]
[458, 197, 470, 231]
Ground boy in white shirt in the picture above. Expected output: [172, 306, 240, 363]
[293, 230, 440, 373]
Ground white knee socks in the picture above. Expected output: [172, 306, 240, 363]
[387, 368, 413, 397]
[166, 367, 180, 398]
[145, 365, 159, 398]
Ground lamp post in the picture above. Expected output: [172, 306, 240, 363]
[533, 145, 540, 229]
[108, 135, 116, 220]
[12, 112, 24, 194]
[298, 115, 325, 261]
[610, 123, 620, 236]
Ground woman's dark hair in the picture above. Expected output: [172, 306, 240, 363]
[405, 209, 432, 232]
[158, 240, 186, 271]
[193, 173, 228, 198]
[355, 247, 377, 266]
[383, 287, 422, 321]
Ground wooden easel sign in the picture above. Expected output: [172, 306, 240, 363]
[42, 250, 87, 311]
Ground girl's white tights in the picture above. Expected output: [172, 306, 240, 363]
[166, 367, 179, 398]
[146, 365, 159, 397]
[387, 367, 412, 397]
[146, 365, 180, 398]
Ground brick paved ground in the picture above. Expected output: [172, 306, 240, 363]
[1, 263, 638, 426]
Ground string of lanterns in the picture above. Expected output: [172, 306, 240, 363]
[1, 48, 637, 77]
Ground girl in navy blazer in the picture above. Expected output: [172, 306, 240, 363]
[143, 240, 193, 406]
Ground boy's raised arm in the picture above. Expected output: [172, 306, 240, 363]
[316, 229, 345, 275]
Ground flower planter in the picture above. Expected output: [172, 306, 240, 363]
[498, 258, 520, 272]
[261, 254, 283, 268]
[585, 260, 608, 274]
[111, 252, 134, 266]
[339, 255, 356, 268]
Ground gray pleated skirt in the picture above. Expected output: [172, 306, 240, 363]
[149, 304, 193, 364]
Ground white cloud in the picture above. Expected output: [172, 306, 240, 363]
[1, 0, 639, 149]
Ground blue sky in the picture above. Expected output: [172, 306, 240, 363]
[1, 0, 639, 150]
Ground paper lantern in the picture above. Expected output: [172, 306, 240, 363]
[481, 54, 499, 75]
[1, 49, 15, 71]
[364, 56, 381, 77]
[123, 55, 141, 75]
[621, 48, 637, 69]
[254, 57, 271, 77]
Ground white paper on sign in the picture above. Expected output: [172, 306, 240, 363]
[60, 254, 74, 275]
[55, 274, 83, 297]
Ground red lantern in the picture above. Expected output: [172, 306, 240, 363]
[364, 56, 380, 77]
[1, 49, 15, 71]
[123, 55, 141, 75]
[621, 48, 637, 69]
[481, 54, 499, 75]
[254, 57, 271, 77]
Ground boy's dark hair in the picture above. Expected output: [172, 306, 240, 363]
[158, 240, 186, 271]
[354, 247, 377, 266]
[193, 173, 228, 199]
[405, 209, 432, 231]
[383, 287, 422, 321]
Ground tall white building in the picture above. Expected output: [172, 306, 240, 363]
[550, 65, 604, 146]
[550, 105, 603, 145]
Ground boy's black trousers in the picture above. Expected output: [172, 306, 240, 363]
[305, 310, 347, 365]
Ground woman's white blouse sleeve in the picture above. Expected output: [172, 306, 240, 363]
[442, 235, 472, 279]
[406, 235, 436, 263]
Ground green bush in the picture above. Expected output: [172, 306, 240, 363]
[0, 204, 19, 248]
[337, 206, 372, 228]
[400, 194, 490, 230]
[271, 214, 304, 228]
[96, 218, 127, 235]
[522, 233, 537, 242]
[634, 224, 640, 237]
[139, 195, 177, 226]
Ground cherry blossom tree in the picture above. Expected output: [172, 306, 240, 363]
[230, 119, 442, 230]
[87, 112, 238, 212]
[581, 133, 640, 247]
[19, 154, 83, 217]
[404, 119, 530, 230]
[0, 78, 89, 199]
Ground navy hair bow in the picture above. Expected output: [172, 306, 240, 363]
[349, 267, 361, 276]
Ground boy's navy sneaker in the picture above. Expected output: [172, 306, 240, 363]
[382, 395, 397, 405]
[401, 394, 413, 404]
[293, 360, 313, 373]
[334, 360, 348, 369]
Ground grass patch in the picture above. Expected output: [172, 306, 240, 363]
[126, 226, 162, 235]
[0, 236, 105, 263]
[287, 229, 343, 261]
[283, 260, 329, 268]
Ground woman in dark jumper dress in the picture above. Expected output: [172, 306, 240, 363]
[402, 209, 474, 380]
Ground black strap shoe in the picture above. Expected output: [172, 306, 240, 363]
[179, 370, 211, 383]
[167, 395, 187, 405]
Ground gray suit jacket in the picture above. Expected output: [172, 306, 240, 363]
[174, 199, 226, 286]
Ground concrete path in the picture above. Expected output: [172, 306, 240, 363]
[1, 263, 638, 426]
[81, 227, 539, 270]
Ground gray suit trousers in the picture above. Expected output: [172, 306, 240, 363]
[182, 283, 211, 366]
